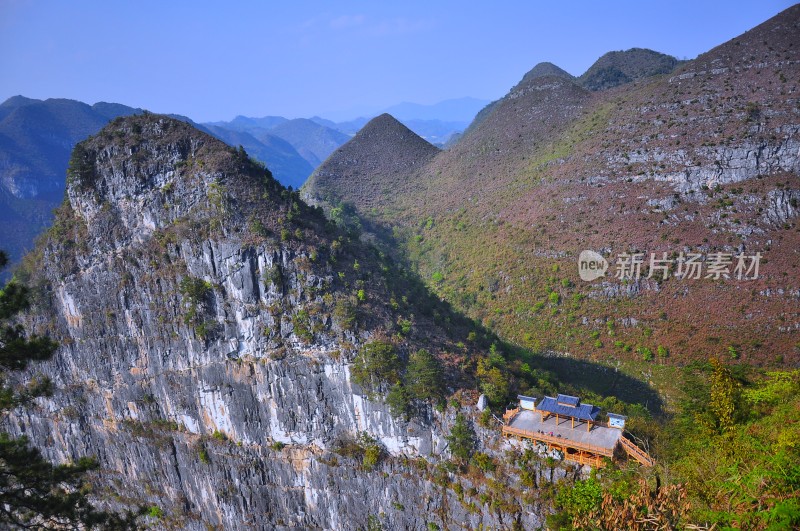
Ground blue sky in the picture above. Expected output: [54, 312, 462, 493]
[0, 1, 794, 122]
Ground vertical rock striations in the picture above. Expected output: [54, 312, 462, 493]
[5, 115, 542, 529]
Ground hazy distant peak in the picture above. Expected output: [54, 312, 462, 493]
[91, 101, 143, 120]
[269, 118, 350, 167]
[0, 95, 41, 109]
[381, 97, 490, 122]
[228, 114, 289, 130]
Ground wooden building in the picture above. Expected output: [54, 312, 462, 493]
[502, 394, 654, 468]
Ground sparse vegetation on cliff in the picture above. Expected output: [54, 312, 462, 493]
[0, 250, 141, 528]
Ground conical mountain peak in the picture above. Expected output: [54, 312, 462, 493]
[303, 113, 440, 210]
[519, 62, 575, 84]
[354, 113, 432, 143]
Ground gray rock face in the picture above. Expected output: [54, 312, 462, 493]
[609, 127, 800, 193]
[5, 115, 544, 530]
[762, 188, 800, 226]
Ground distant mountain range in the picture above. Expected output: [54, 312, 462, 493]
[199, 122, 315, 187]
[206, 116, 349, 170]
[382, 97, 490, 122]
[0, 97, 142, 275]
[209, 98, 490, 152]
[0, 96, 487, 274]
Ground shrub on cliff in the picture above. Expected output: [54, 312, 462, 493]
[351, 339, 401, 395]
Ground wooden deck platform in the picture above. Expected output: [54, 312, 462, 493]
[502, 408, 653, 468]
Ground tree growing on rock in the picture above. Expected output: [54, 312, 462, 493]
[351, 339, 401, 395]
[446, 413, 476, 465]
[405, 348, 443, 402]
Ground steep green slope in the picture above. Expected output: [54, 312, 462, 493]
[550, 365, 800, 529]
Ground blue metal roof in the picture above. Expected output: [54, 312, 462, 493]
[537, 395, 600, 422]
[556, 394, 580, 407]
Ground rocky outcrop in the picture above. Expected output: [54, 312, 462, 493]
[5, 115, 545, 530]
[763, 187, 800, 226]
[610, 127, 800, 192]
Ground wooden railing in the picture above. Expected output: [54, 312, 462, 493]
[502, 408, 520, 424]
[501, 425, 615, 458]
[619, 436, 655, 467]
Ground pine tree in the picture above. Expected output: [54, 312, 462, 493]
[351, 339, 401, 394]
[0, 250, 140, 528]
[405, 349, 443, 402]
[446, 413, 476, 464]
[385, 382, 411, 420]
